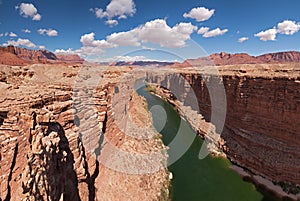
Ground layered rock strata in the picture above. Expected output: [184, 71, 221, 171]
[146, 63, 300, 200]
[0, 64, 169, 201]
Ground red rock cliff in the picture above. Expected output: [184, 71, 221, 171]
[0, 46, 84, 65]
[146, 64, 300, 187]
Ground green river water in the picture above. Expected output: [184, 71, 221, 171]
[137, 86, 275, 201]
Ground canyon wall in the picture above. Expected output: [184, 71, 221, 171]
[146, 64, 300, 187]
[0, 65, 168, 201]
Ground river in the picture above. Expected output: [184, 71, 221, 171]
[137, 86, 274, 201]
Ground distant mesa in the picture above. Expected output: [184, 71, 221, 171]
[105, 51, 300, 67]
[178, 51, 300, 67]
[55, 54, 85, 64]
[0, 45, 84, 66]
[1, 45, 300, 67]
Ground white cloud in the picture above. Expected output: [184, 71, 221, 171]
[38, 28, 58, 37]
[201, 28, 228, 38]
[76, 46, 108, 57]
[107, 19, 197, 48]
[39, 45, 45, 49]
[74, 32, 116, 57]
[277, 20, 300, 35]
[107, 29, 140, 46]
[197, 27, 209, 35]
[16, 3, 42, 21]
[183, 7, 214, 22]
[91, 0, 136, 26]
[93, 8, 106, 18]
[254, 20, 300, 42]
[3, 38, 36, 48]
[66, 19, 197, 58]
[238, 37, 249, 43]
[0, 32, 17, 37]
[113, 55, 148, 62]
[254, 28, 277, 41]
[137, 19, 197, 48]
[32, 14, 41, 21]
[22, 29, 31, 33]
[106, 19, 119, 26]
[80, 32, 114, 48]
[9, 32, 17, 37]
[54, 48, 75, 54]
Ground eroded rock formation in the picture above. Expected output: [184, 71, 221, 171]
[146, 63, 300, 200]
[0, 64, 169, 201]
[177, 51, 300, 67]
[0, 46, 84, 66]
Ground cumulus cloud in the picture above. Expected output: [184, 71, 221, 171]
[107, 30, 140, 46]
[22, 29, 31, 33]
[9, 32, 17, 37]
[254, 20, 300, 41]
[55, 48, 75, 54]
[197, 27, 210, 35]
[56, 33, 116, 57]
[277, 20, 300, 35]
[197, 27, 228, 38]
[137, 19, 197, 48]
[3, 38, 36, 48]
[61, 19, 197, 58]
[106, 19, 119, 26]
[38, 28, 58, 37]
[91, 0, 136, 26]
[39, 45, 45, 49]
[183, 7, 214, 22]
[106, 19, 197, 49]
[254, 28, 277, 41]
[238, 37, 249, 43]
[16, 3, 41, 21]
[80, 32, 114, 48]
[0, 32, 17, 37]
[203, 28, 228, 38]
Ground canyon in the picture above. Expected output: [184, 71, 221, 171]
[146, 63, 300, 200]
[0, 64, 169, 201]
[0, 46, 300, 200]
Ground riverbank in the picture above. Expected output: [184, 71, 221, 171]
[231, 165, 300, 201]
[145, 82, 300, 201]
[139, 85, 269, 201]
[145, 84, 225, 158]
[95, 90, 171, 201]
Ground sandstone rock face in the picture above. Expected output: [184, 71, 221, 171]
[55, 54, 85, 64]
[0, 64, 168, 201]
[257, 51, 300, 63]
[146, 64, 300, 193]
[0, 46, 84, 66]
[14, 47, 57, 61]
[210, 52, 263, 65]
[177, 51, 300, 67]
[0, 50, 29, 66]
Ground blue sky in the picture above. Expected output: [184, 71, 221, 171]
[1, 0, 300, 62]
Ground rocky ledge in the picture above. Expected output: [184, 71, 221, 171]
[0, 64, 169, 201]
